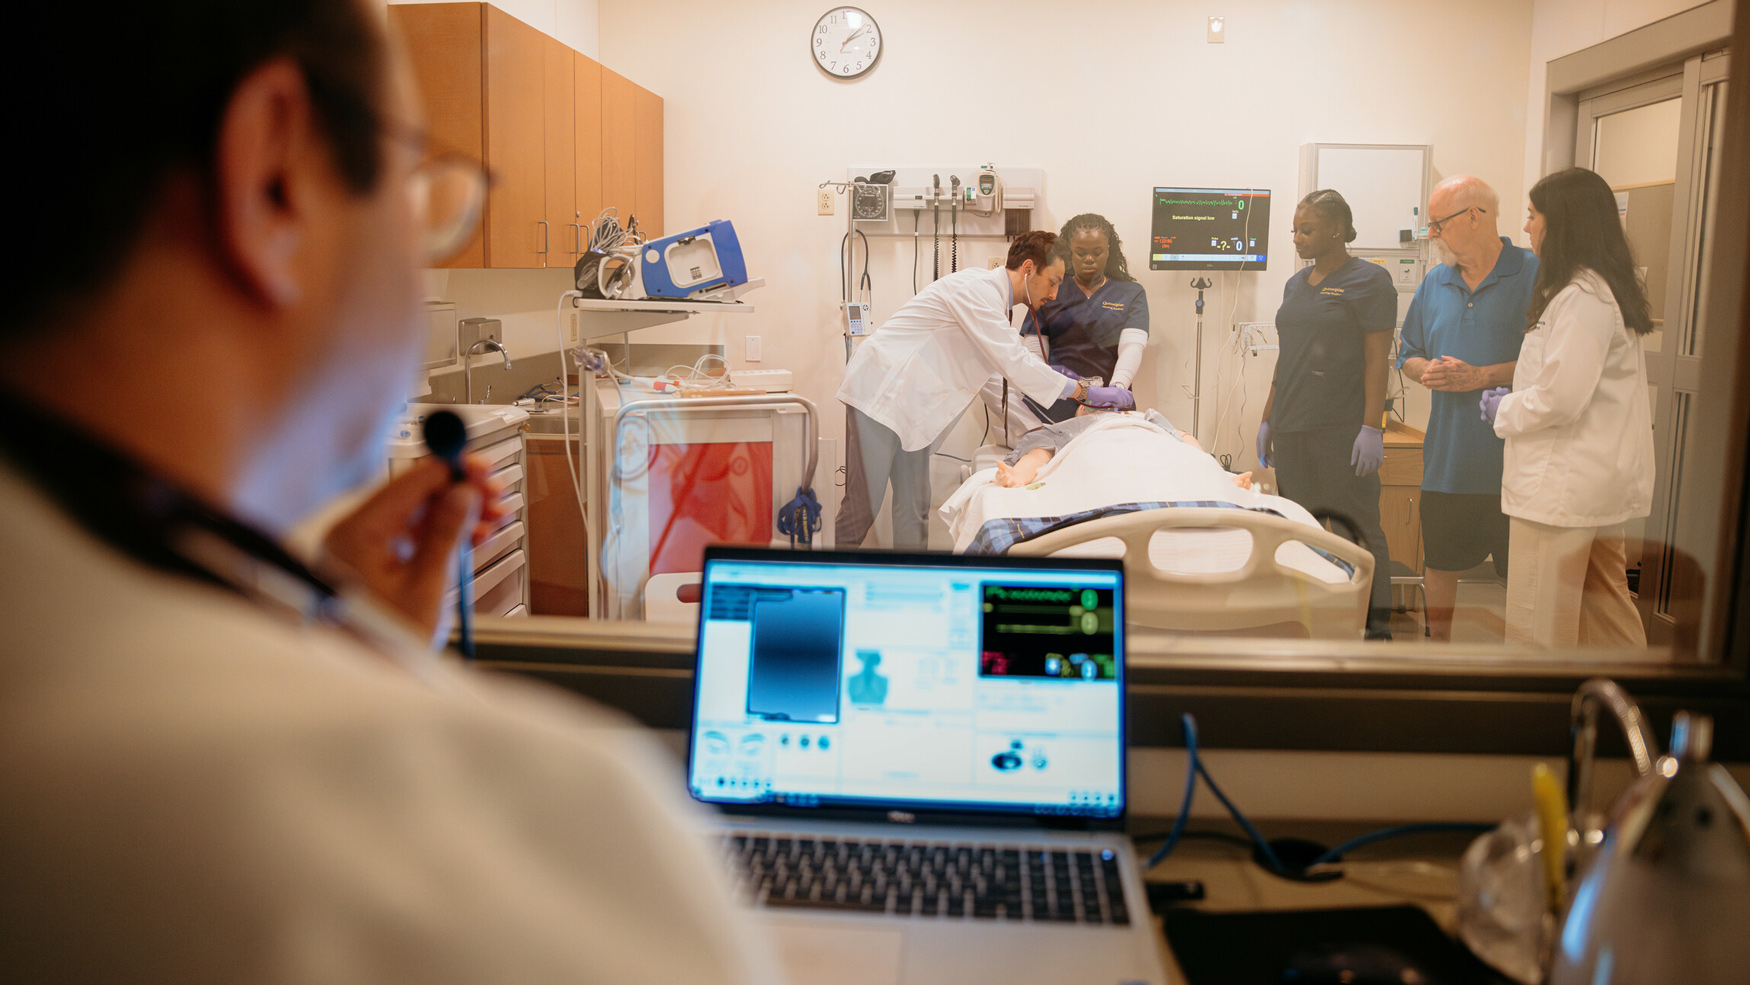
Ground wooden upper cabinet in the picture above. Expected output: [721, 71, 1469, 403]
[388, 2, 662, 268]
[542, 34, 576, 263]
[386, 3, 485, 269]
[634, 84, 664, 238]
[600, 68, 639, 233]
[483, 6, 545, 268]
[574, 53, 604, 248]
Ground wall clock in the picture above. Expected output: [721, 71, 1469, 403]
[813, 7, 881, 79]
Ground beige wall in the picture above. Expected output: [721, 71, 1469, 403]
[1521, 0, 1707, 203]
[601, 0, 1536, 473]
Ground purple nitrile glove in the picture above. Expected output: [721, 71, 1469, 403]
[1051, 365, 1080, 380]
[1085, 385, 1135, 410]
[1256, 420, 1273, 468]
[1480, 386, 1510, 425]
[1351, 425, 1385, 477]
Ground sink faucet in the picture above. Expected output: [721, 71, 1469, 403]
[464, 337, 511, 404]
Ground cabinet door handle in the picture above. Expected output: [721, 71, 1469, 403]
[537, 220, 549, 254]
[571, 222, 582, 255]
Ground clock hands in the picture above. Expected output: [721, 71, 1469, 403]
[839, 25, 868, 52]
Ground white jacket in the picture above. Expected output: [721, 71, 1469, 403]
[0, 465, 780, 985]
[1493, 268, 1655, 527]
[838, 266, 1072, 451]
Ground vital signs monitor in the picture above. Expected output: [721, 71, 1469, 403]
[1150, 187, 1272, 270]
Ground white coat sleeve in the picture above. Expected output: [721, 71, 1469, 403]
[937, 287, 1076, 407]
[1109, 329, 1148, 388]
[1493, 287, 1615, 439]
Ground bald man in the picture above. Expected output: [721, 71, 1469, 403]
[1397, 176, 1540, 640]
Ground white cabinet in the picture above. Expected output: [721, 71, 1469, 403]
[389, 404, 532, 617]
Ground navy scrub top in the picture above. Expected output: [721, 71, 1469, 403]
[1271, 257, 1397, 432]
[1020, 277, 1149, 422]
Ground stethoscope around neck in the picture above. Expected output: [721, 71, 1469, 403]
[0, 402, 453, 687]
[160, 513, 453, 686]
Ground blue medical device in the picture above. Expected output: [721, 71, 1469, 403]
[639, 220, 749, 300]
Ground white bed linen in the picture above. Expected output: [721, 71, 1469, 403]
[940, 414, 1345, 582]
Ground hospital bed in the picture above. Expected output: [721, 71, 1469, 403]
[942, 414, 1375, 638]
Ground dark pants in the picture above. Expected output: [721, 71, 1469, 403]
[1272, 427, 1394, 637]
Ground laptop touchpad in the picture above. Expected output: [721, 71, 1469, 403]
[769, 923, 904, 985]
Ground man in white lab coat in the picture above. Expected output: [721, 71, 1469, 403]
[836, 231, 1136, 548]
[0, 3, 777, 983]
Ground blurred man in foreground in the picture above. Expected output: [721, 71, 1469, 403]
[0, 3, 775, 982]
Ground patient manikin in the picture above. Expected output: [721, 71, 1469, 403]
[994, 408, 1254, 490]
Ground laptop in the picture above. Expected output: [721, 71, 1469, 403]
[687, 547, 1170, 985]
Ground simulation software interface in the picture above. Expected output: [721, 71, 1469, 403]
[1150, 187, 1271, 269]
[690, 560, 1124, 818]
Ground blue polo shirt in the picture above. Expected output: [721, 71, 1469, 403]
[1021, 278, 1149, 422]
[1397, 238, 1539, 494]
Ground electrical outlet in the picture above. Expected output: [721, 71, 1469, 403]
[569, 311, 580, 344]
[987, 257, 1003, 269]
[817, 188, 835, 215]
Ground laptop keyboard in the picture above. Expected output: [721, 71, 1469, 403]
[721, 835, 1131, 925]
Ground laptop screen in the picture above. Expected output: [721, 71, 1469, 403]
[688, 549, 1125, 820]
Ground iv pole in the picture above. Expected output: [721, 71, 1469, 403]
[1189, 275, 1213, 439]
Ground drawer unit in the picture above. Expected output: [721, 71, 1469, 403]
[471, 549, 528, 618]
[387, 403, 532, 617]
[478, 519, 526, 568]
[1377, 444, 1425, 487]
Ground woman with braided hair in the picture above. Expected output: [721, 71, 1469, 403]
[1016, 213, 1150, 424]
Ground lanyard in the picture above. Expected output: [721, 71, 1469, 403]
[0, 392, 440, 674]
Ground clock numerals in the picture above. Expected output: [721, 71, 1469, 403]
[813, 7, 880, 79]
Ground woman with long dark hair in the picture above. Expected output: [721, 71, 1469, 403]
[1481, 167, 1656, 647]
[1013, 213, 1149, 423]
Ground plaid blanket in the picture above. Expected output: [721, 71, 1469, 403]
[963, 500, 1356, 576]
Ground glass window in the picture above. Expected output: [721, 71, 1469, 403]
[388, 13, 1741, 681]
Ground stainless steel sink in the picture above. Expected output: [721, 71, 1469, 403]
[521, 407, 575, 435]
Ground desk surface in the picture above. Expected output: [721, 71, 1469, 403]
[1383, 421, 1426, 448]
[1140, 821, 1476, 981]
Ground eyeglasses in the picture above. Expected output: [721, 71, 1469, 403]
[1427, 205, 1485, 235]
[407, 153, 491, 263]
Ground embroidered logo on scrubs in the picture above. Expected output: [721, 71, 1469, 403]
[1100, 301, 1126, 311]
[1319, 287, 1346, 297]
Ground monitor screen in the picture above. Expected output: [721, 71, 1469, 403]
[1150, 187, 1271, 270]
[688, 551, 1125, 820]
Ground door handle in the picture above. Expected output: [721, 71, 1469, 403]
[571, 222, 582, 255]
[537, 220, 549, 255]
